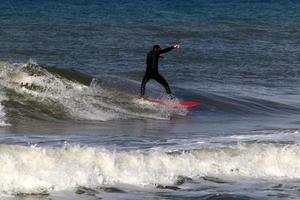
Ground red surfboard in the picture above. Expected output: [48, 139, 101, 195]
[144, 99, 201, 109]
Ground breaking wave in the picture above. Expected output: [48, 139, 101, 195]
[1, 142, 300, 195]
[0, 61, 299, 123]
[0, 61, 186, 122]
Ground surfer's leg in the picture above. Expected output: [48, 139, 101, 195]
[154, 74, 171, 94]
[140, 74, 150, 97]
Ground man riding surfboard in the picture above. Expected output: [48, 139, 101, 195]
[140, 44, 181, 99]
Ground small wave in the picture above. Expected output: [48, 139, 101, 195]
[180, 88, 300, 115]
[225, 130, 300, 142]
[0, 61, 182, 122]
[1, 60, 297, 122]
[1, 142, 300, 195]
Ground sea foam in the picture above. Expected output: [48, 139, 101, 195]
[0, 92, 10, 126]
[1, 143, 300, 195]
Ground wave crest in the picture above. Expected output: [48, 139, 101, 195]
[1, 143, 300, 195]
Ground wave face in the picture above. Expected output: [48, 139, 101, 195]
[0, 61, 299, 125]
[0, 62, 187, 122]
[0, 142, 300, 195]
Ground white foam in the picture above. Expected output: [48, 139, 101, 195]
[0, 92, 10, 126]
[132, 97, 188, 118]
[1, 143, 300, 195]
[218, 130, 300, 143]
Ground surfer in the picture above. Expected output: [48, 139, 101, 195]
[140, 44, 181, 99]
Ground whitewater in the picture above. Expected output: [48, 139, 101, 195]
[2, 141, 300, 196]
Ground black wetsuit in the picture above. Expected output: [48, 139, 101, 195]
[140, 46, 174, 97]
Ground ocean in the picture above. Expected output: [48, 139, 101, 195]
[0, 0, 300, 199]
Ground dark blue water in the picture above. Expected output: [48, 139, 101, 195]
[0, 1, 300, 199]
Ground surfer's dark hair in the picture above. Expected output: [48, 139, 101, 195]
[153, 45, 160, 50]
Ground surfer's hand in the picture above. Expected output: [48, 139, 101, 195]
[174, 44, 180, 49]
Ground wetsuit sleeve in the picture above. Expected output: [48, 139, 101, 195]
[159, 46, 174, 54]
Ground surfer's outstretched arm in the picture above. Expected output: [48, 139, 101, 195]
[159, 44, 180, 54]
[159, 46, 174, 54]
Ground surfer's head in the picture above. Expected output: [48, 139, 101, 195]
[153, 44, 161, 52]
